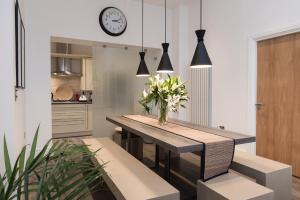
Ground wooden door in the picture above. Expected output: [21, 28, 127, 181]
[257, 32, 300, 177]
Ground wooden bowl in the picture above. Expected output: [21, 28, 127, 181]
[55, 84, 74, 101]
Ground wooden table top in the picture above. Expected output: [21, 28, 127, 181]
[107, 116, 203, 153]
[106, 115, 255, 153]
[166, 118, 256, 145]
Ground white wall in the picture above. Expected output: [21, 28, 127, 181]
[174, 0, 300, 152]
[171, 4, 191, 122]
[24, 0, 173, 147]
[23, 0, 300, 152]
[0, 0, 25, 172]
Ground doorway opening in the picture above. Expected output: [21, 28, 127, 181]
[50, 36, 161, 139]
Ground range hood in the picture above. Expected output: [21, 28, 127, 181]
[52, 43, 83, 77]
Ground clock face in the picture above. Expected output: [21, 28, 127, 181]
[99, 7, 127, 36]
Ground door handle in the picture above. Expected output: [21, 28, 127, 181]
[255, 102, 264, 109]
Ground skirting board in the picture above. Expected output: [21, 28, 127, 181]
[52, 131, 92, 139]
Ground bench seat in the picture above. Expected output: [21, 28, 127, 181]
[231, 150, 292, 200]
[197, 170, 274, 200]
[83, 137, 180, 200]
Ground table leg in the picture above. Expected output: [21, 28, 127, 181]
[137, 137, 144, 161]
[200, 150, 205, 180]
[126, 132, 132, 153]
[155, 144, 160, 169]
[120, 128, 127, 149]
[164, 150, 171, 182]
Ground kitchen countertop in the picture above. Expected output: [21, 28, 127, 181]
[52, 101, 92, 105]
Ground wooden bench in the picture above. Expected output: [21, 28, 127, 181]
[82, 137, 180, 200]
[197, 170, 274, 200]
[230, 150, 292, 200]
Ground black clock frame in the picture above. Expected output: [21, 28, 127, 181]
[99, 7, 127, 37]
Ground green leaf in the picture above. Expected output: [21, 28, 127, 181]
[50, 174, 86, 199]
[23, 169, 29, 200]
[17, 146, 26, 200]
[0, 174, 4, 197]
[8, 188, 38, 200]
[26, 140, 51, 171]
[33, 170, 41, 182]
[5, 149, 24, 200]
[26, 125, 40, 167]
[24, 139, 50, 200]
[1, 126, 106, 200]
[3, 135, 12, 180]
[35, 158, 49, 200]
[49, 173, 60, 195]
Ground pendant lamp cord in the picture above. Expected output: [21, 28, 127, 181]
[165, 0, 167, 43]
[142, 0, 144, 52]
[200, 0, 202, 29]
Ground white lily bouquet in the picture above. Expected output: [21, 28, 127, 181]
[139, 74, 189, 125]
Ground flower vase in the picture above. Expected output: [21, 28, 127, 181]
[158, 101, 168, 125]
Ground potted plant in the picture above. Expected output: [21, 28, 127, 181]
[0, 126, 106, 200]
[139, 74, 189, 125]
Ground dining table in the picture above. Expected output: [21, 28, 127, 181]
[106, 115, 255, 182]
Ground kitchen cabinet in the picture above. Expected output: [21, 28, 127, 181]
[87, 104, 93, 131]
[52, 104, 92, 137]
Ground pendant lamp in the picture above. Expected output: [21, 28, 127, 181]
[136, 0, 150, 77]
[190, 0, 212, 68]
[157, 0, 173, 73]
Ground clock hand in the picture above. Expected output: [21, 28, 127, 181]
[112, 18, 122, 22]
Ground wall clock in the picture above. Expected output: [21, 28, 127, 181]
[99, 7, 127, 36]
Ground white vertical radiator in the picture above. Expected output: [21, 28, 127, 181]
[191, 68, 212, 126]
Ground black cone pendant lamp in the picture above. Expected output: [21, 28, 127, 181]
[157, 0, 173, 73]
[136, 52, 149, 76]
[190, 0, 212, 68]
[136, 0, 150, 77]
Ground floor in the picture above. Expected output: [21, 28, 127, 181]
[78, 139, 300, 200]
[143, 144, 199, 200]
[293, 177, 300, 200]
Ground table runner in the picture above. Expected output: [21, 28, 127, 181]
[124, 115, 235, 181]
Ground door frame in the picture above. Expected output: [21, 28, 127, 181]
[248, 23, 300, 154]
